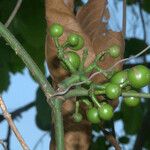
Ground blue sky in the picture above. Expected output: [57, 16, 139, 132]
[0, 68, 50, 150]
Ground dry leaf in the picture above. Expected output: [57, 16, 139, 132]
[76, 0, 124, 82]
[45, 0, 96, 82]
[45, 0, 125, 149]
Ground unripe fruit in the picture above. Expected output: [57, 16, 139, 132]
[49, 23, 64, 38]
[124, 90, 140, 107]
[105, 83, 121, 99]
[98, 103, 114, 121]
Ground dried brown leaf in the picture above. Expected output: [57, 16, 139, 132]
[76, 0, 124, 82]
[45, 0, 95, 82]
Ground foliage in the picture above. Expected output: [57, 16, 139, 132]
[0, 0, 46, 93]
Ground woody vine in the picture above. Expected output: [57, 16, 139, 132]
[1, 21, 150, 150]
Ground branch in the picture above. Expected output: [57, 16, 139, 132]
[33, 133, 48, 150]
[0, 22, 54, 105]
[0, 97, 29, 150]
[0, 101, 35, 123]
[5, 126, 11, 150]
[138, 0, 146, 41]
[102, 129, 121, 150]
[0, 22, 64, 150]
[122, 92, 150, 99]
[89, 45, 150, 80]
[0, 139, 7, 150]
[5, 0, 22, 28]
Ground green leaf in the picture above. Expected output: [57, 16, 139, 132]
[89, 137, 108, 150]
[113, 111, 122, 121]
[0, 0, 17, 22]
[126, 0, 137, 5]
[119, 136, 129, 144]
[0, 0, 46, 92]
[125, 38, 148, 58]
[0, 62, 10, 93]
[142, 0, 150, 13]
[121, 102, 143, 135]
[92, 124, 100, 132]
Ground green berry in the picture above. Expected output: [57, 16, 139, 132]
[73, 113, 83, 123]
[86, 107, 100, 124]
[124, 90, 140, 107]
[128, 65, 150, 88]
[108, 45, 120, 58]
[105, 83, 121, 99]
[98, 103, 114, 121]
[49, 23, 64, 38]
[67, 34, 79, 46]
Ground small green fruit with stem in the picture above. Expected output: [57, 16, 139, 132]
[49, 23, 64, 38]
[73, 113, 83, 123]
[108, 45, 120, 58]
[105, 83, 121, 99]
[86, 107, 100, 124]
[98, 103, 114, 121]
[128, 65, 150, 88]
[67, 34, 79, 47]
[62, 51, 81, 70]
[111, 70, 128, 87]
[124, 90, 140, 107]
[70, 35, 84, 51]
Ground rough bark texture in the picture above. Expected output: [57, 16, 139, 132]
[45, 0, 124, 149]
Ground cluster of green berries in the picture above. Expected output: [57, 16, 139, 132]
[49, 23, 150, 124]
[49, 23, 121, 72]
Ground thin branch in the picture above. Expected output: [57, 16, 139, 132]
[0, 97, 30, 150]
[5, 126, 11, 150]
[0, 101, 35, 123]
[0, 139, 7, 150]
[50, 45, 150, 97]
[122, 92, 150, 99]
[102, 129, 121, 150]
[33, 133, 48, 150]
[89, 45, 150, 79]
[138, 0, 146, 41]
[122, 0, 126, 37]
[0, 22, 54, 105]
[5, 0, 22, 28]
[0, 22, 64, 150]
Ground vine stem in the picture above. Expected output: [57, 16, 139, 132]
[55, 88, 150, 100]
[0, 22, 64, 150]
[5, 0, 22, 28]
[122, 92, 150, 99]
[0, 22, 54, 103]
[0, 97, 29, 150]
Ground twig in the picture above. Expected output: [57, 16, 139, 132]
[50, 45, 150, 97]
[5, 0, 22, 28]
[102, 129, 121, 150]
[122, 0, 126, 37]
[0, 22, 54, 104]
[0, 97, 30, 150]
[89, 45, 150, 80]
[138, 0, 146, 41]
[0, 22, 64, 150]
[5, 126, 11, 150]
[0, 101, 35, 122]
[33, 133, 48, 150]
[0, 139, 7, 150]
